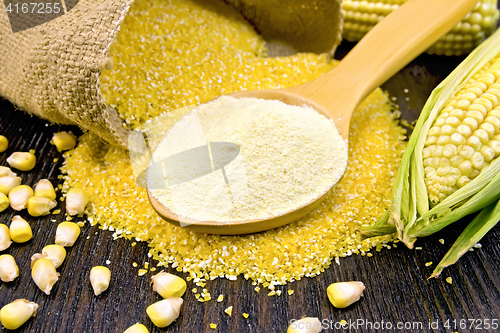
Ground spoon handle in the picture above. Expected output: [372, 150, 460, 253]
[289, 0, 479, 133]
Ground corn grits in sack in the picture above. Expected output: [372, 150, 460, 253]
[0, 0, 342, 147]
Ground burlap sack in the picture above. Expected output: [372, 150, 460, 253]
[0, 0, 342, 147]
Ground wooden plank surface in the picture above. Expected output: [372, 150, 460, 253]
[1, 43, 500, 333]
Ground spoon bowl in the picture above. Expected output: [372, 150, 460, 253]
[148, 0, 479, 234]
[148, 190, 330, 234]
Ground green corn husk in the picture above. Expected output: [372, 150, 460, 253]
[430, 198, 500, 278]
[359, 27, 500, 277]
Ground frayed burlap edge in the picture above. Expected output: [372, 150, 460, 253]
[0, 0, 134, 147]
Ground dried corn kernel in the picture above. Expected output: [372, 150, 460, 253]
[224, 306, 233, 316]
[51, 131, 77, 152]
[0, 224, 12, 251]
[327, 281, 365, 308]
[0, 254, 19, 282]
[90, 266, 111, 296]
[8, 185, 33, 211]
[146, 298, 183, 328]
[33, 179, 57, 201]
[27, 196, 57, 216]
[0, 166, 15, 178]
[31, 258, 59, 295]
[0, 135, 8, 153]
[30, 253, 47, 267]
[6, 152, 36, 171]
[31, 244, 66, 269]
[0, 176, 21, 195]
[151, 272, 186, 298]
[123, 323, 149, 333]
[0, 299, 38, 330]
[42, 244, 66, 268]
[0, 193, 8, 212]
[55, 222, 81, 247]
[287, 317, 322, 333]
[65, 188, 89, 215]
[209, 323, 217, 329]
[242, 313, 249, 319]
[9, 216, 32, 243]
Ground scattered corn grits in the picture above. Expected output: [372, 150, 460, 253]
[61, 0, 406, 294]
[100, 0, 333, 129]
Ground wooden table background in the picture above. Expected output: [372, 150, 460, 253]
[2, 30, 500, 333]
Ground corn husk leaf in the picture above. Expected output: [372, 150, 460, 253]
[431, 198, 500, 278]
[403, 154, 419, 239]
[357, 200, 394, 238]
[357, 225, 397, 239]
[413, 172, 500, 237]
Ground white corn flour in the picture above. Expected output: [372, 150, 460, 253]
[147, 96, 348, 223]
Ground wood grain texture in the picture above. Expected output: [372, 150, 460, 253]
[1, 45, 500, 333]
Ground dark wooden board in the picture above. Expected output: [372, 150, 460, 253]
[1, 37, 500, 333]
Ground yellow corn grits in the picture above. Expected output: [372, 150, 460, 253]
[100, 0, 335, 129]
[62, 0, 406, 298]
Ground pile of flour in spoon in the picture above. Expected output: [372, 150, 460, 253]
[147, 96, 348, 223]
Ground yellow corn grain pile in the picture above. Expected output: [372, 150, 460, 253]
[62, 0, 407, 295]
[100, 0, 334, 130]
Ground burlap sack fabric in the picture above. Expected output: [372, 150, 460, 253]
[0, 0, 342, 148]
[0, 0, 134, 146]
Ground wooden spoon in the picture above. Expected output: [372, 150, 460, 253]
[148, 0, 479, 234]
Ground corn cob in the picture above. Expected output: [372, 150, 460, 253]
[424, 54, 500, 203]
[342, 0, 499, 56]
[359, 27, 500, 277]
